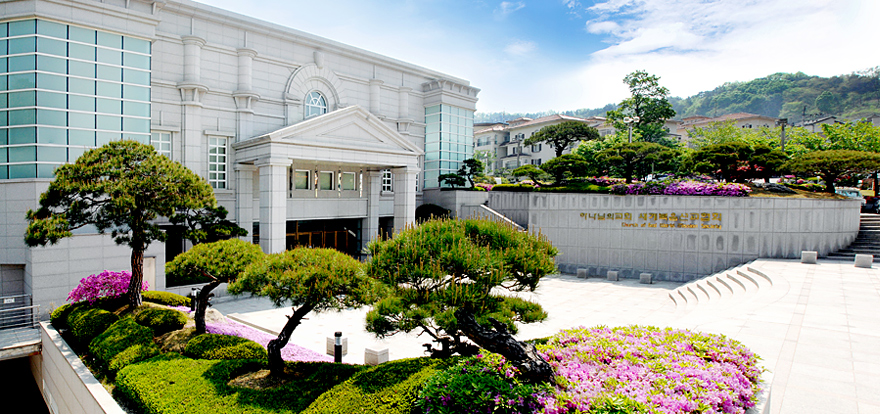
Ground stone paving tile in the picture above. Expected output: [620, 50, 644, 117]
[213, 258, 880, 414]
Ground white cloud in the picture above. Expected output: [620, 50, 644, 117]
[495, 1, 526, 18]
[504, 40, 537, 56]
[586, 20, 620, 35]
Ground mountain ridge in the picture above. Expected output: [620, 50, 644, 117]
[476, 67, 880, 125]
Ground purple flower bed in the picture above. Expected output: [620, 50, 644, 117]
[537, 326, 762, 414]
[584, 176, 625, 187]
[68, 270, 149, 304]
[205, 320, 332, 363]
[476, 183, 494, 191]
[610, 180, 751, 197]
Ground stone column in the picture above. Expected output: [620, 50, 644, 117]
[178, 36, 207, 176]
[362, 170, 383, 247]
[235, 164, 257, 243]
[392, 167, 417, 234]
[369, 79, 383, 116]
[233, 48, 259, 142]
[397, 87, 411, 119]
[256, 157, 289, 254]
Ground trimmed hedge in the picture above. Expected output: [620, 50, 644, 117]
[90, 317, 160, 375]
[135, 308, 187, 335]
[142, 291, 191, 307]
[491, 183, 535, 192]
[302, 357, 461, 414]
[50, 302, 84, 330]
[68, 307, 119, 345]
[184, 334, 268, 361]
[116, 357, 363, 414]
[535, 183, 611, 193]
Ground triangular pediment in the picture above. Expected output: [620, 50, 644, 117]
[253, 105, 422, 155]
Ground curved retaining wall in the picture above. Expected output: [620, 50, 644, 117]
[488, 192, 861, 282]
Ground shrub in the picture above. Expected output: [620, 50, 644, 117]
[610, 180, 751, 197]
[537, 326, 763, 414]
[417, 355, 545, 414]
[142, 291, 191, 307]
[68, 307, 120, 345]
[184, 333, 267, 361]
[117, 357, 362, 414]
[67, 270, 149, 304]
[491, 183, 535, 192]
[135, 308, 188, 335]
[302, 357, 460, 414]
[90, 317, 159, 374]
[535, 183, 610, 194]
[50, 302, 84, 330]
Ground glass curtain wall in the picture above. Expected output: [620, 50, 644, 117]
[423, 104, 474, 188]
[0, 19, 151, 179]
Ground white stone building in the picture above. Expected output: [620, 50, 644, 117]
[0, 0, 478, 314]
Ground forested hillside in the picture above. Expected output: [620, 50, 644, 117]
[476, 67, 880, 124]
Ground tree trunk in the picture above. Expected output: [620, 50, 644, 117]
[454, 308, 553, 384]
[128, 243, 144, 309]
[194, 280, 222, 335]
[267, 302, 315, 376]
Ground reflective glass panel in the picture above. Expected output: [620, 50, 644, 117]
[68, 112, 94, 129]
[96, 98, 121, 114]
[294, 170, 309, 190]
[37, 109, 66, 126]
[122, 117, 149, 133]
[38, 145, 67, 162]
[36, 55, 66, 74]
[123, 101, 149, 117]
[122, 52, 149, 70]
[36, 37, 66, 56]
[9, 127, 35, 144]
[8, 91, 36, 107]
[37, 163, 58, 178]
[68, 26, 96, 44]
[37, 20, 67, 39]
[9, 164, 36, 179]
[122, 68, 149, 85]
[8, 55, 35, 72]
[123, 85, 149, 101]
[97, 65, 121, 82]
[37, 127, 66, 144]
[9, 145, 36, 162]
[8, 37, 36, 54]
[97, 32, 122, 49]
[37, 91, 66, 109]
[69, 78, 95, 95]
[96, 81, 121, 98]
[96, 114, 120, 130]
[68, 95, 95, 112]
[319, 171, 333, 190]
[96, 48, 121, 65]
[36, 73, 65, 91]
[68, 129, 95, 146]
[9, 20, 36, 37]
[8, 109, 35, 125]
[68, 43, 95, 61]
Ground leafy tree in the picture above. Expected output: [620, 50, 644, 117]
[523, 121, 599, 157]
[815, 91, 840, 114]
[457, 158, 485, 188]
[169, 205, 248, 245]
[228, 247, 376, 375]
[365, 218, 558, 383]
[25, 140, 215, 308]
[606, 70, 676, 143]
[473, 150, 496, 173]
[784, 150, 880, 193]
[685, 141, 786, 183]
[687, 120, 782, 150]
[573, 131, 628, 176]
[438, 173, 466, 188]
[596, 142, 677, 183]
[540, 154, 590, 184]
[165, 239, 264, 334]
[511, 164, 546, 183]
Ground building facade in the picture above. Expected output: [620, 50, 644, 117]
[0, 0, 478, 313]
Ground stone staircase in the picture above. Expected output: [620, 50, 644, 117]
[826, 213, 880, 262]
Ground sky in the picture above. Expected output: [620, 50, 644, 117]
[196, 0, 879, 115]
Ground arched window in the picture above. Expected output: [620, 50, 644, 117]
[304, 91, 327, 119]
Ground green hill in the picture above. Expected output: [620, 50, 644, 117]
[476, 67, 880, 124]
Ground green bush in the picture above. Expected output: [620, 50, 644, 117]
[108, 344, 160, 374]
[116, 357, 362, 414]
[50, 302, 84, 330]
[142, 291, 191, 307]
[68, 307, 119, 345]
[783, 182, 825, 192]
[492, 183, 535, 192]
[184, 334, 267, 361]
[90, 317, 159, 375]
[535, 183, 611, 193]
[135, 308, 188, 335]
[302, 357, 460, 414]
[417, 356, 544, 414]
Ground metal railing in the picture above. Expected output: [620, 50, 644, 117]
[0, 294, 40, 332]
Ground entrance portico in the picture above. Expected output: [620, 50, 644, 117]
[232, 105, 422, 254]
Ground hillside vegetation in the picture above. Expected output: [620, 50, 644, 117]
[476, 67, 880, 124]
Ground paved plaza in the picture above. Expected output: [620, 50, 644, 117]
[214, 258, 880, 414]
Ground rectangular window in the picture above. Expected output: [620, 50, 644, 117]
[382, 169, 393, 192]
[341, 172, 356, 190]
[318, 171, 334, 190]
[208, 137, 227, 189]
[150, 132, 171, 158]
[293, 169, 310, 190]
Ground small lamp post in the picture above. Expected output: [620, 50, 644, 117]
[624, 116, 640, 143]
[776, 118, 788, 152]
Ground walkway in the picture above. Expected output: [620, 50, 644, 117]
[214, 258, 880, 414]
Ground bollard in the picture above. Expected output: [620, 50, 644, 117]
[801, 251, 818, 264]
[577, 268, 588, 279]
[607, 270, 619, 281]
[639, 273, 653, 284]
[334, 331, 342, 363]
[854, 254, 873, 269]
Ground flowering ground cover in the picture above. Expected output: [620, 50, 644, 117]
[205, 320, 333, 363]
[610, 180, 751, 197]
[536, 326, 763, 414]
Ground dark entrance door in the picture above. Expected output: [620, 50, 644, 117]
[286, 219, 362, 257]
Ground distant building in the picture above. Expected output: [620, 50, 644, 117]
[678, 112, 780, 145]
